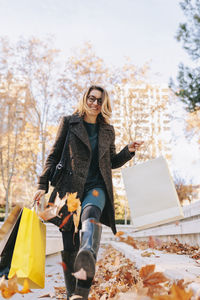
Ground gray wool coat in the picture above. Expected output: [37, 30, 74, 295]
[38, 113, 135, 235]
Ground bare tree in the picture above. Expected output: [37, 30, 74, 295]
[0, 71, 26, 218]
[0, 37, 61, 212]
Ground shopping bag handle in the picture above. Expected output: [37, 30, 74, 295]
[32, 200, 39, 214]
[134, 140, 150, 163]
[30, 201, 46, 223]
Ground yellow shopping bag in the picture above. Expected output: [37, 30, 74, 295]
[8, 207, 46, 289]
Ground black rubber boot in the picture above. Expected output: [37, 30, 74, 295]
[74, 218, 102, 299]
[61, 250, 78, 300]
[73, 286, 90, 300]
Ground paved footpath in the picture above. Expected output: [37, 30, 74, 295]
[10, 242, 200, 299]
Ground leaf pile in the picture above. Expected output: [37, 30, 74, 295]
[158, 238, 199, 258]
[89, 246, 139, 299]
[54, 286, 66, 299]
[117, 233, 200, 260]
[88, 246, 194, 300]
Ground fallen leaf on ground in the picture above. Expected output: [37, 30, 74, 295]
[119, 235, 138, 248]
[1, 288, 16, 299]
[141, 251, 156, 257]
[0, 275, 17, 298]
[0, 275, 32, 298]
[115, 231, 125, 237]
[99, 294, 107, 300]
[38, 292, 55, 298]
[54, 286, 66, 299]
[7, 274, 18, 294]
[114, 256, 120, 267]
[143, 272, 168, 286]
[139, 265, 155, 279]
[191, 252, 200, 259]
[148, 236, 156, 249]
[153, 283, 193, 299]
[0, 276, 7, 290]
[114, 290, 151, 300]
[0, 276, 18, 299]
[19, 278, 32, 294]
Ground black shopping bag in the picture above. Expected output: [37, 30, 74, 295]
[0, 205, 23, 278]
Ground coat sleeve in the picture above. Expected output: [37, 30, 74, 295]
[110, 126, 135, 169]
[37, 116, 70, 193]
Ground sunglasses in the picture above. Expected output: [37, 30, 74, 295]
[87, 96, 103, 106]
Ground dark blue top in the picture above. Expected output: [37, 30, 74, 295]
[83, 120, 105, 192]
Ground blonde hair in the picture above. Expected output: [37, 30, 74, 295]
[74, 85, 112, 124]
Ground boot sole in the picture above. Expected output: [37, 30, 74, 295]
[74, 250, 95, 279]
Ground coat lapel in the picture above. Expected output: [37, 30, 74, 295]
[69, 114, 113, 158]
[69, 115, 91, 152]
[98, 123, 113, 161]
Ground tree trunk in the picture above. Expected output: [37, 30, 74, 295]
[5, 180, 11, 220]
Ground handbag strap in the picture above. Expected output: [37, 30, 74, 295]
[58, 123, 72, 170]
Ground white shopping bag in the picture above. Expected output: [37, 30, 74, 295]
[121, 156, 184, 230]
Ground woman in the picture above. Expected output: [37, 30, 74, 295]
[34, 85, 143, 300]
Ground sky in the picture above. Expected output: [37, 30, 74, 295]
[0, 0, 199, 184]
[0, 0, 192, 82]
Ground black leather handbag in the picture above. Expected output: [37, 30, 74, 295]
[49, 125, 72, 188]
[48, 125, 74, 232]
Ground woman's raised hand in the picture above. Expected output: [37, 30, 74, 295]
[33, 189, 46, 204]
[128, 141, 144, 153]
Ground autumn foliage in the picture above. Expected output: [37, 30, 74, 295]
[87, 246, 194, 300]
[67, 192, 81, 213]
[0, 275, 31, 299]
